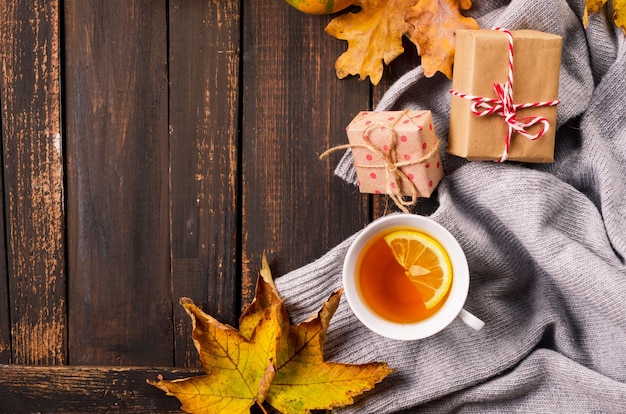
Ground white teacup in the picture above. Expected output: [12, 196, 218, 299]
[343, 213, 484, 340]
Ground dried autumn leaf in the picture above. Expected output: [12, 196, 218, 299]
[250, 256, 392, 413]
[586, 0, 608, 14]
[612, 0, 626, 32]
[238, 252, 284, 340]
[149, 254, 392, 413]
[584, 0, 626, 33]
[267, 289, 393, 414]
[148, 298, 282, 413]
[616, 0, 626, 31]
[584, 0, 607, 26]
[405, 0, 479, 78]
[325, 0, 418, 85]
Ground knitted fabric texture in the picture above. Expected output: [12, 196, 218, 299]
[275, 0, 626, 412]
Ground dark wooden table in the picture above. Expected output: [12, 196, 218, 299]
[0, 0, 426, 411]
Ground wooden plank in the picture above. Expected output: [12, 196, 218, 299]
[240, 3, 371, 307]
[168, 0, 240, 367]
[0, 364, 203, 412]
[64, 0, 172, 366]
[0, 364, 288, 413]
[0, 0, 66, 364]
[0, 160, 8, 364]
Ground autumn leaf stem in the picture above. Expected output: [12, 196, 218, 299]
[257, 401, 269, 414]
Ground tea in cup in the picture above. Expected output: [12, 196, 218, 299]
[343, 214, 484, 340]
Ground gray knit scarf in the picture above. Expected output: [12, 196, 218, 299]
[275, 0, 626, 412]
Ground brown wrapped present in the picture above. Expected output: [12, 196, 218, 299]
[344, 110, 443, 210]
[449, 29, 562, 162]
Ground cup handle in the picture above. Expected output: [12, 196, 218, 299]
[458, 308, 485, 331]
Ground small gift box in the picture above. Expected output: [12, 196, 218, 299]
[448, 29, 562, 162]
[345, 110, 443, 202]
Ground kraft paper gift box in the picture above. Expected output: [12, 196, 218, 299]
[448, 29, 562, 162]
[345, 110, 443, 199]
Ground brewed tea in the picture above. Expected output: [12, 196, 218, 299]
[356, 228, 451, 323]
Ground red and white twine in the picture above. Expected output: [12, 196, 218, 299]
[450, 27, 560, 162]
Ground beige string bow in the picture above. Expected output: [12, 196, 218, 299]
[320, 112, 439, 213]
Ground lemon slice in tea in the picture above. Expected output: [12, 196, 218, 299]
[383, 230, 452, 309]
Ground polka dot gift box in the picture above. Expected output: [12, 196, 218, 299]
[345, 110, 443, 205]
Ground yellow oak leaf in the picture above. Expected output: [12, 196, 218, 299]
[584, 0, 607, 26]
[149, 254, 392, 413]
[584, 0, 626, 33]
[148, 298, 282, 413]
[613, 0, 626, 32]
[325, 0, 418, 85]
[586, 0, 608, 14]
[405, 0, 480, 78]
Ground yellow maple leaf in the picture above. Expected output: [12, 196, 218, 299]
[238, 253, 285, 341]
[267, 288, 392, 414]
[405, 0, 479, 78]
[148, 298, 282, 413]
[325, 0, 418, 85]
[149, 254, 391, 413]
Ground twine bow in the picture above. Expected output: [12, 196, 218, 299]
[320, 111, 439, 213]
[450, 27, 560, 162]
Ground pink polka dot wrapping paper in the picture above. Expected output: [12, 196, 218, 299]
[346, 110, 443, 198]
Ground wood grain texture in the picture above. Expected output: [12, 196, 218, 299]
[0, 0, 67, 365]
[0, 364, 202, 412]
[240, 2, 371, 308]
[64, 0, 172, 366]
[168, 0, 240, 367]
[0, 1, 443, 410]
[0, 164, 9, 364]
